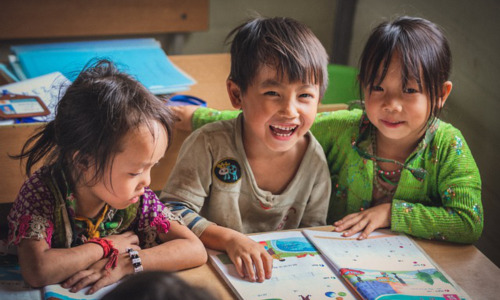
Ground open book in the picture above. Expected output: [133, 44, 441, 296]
[208, 231, 356, 299]
[43, 281, 118, 300]
[208, 229, 468, 300]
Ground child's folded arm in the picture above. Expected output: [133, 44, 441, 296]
[391, 185, 482, 244]
[17, 237, 108, 287]
[391, 128, 483, 243]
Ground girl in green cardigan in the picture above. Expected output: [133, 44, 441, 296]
[176, 16, 483, 244]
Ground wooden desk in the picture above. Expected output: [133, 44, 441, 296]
[178, 226, 500, 300]
[0, 53, 347, 203]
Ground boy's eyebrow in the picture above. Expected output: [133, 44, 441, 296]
[260, 79, 317, 89]
[260, 79, 283, 88]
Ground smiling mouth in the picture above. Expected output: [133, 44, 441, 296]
[269, 125, 298, 137]
[382, 120, 404, 126]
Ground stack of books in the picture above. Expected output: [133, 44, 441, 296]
[8, 38, 195, 95]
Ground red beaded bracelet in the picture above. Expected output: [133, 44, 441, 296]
[87, 238, 119, 270]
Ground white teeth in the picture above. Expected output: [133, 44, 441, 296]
[270, 124, 298, 137]
[271, 125, 297, 130]
[275, 132, 293, 137]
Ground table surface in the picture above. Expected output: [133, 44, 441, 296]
[177, 226, 500, 300]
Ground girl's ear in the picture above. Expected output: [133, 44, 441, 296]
[438, 81, 453, 108]
[227, 79, 243, 109]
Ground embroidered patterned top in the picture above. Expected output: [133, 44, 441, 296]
[8, 165, 182, 249]
[192, 107, 483, 244]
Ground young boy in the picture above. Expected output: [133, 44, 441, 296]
[160, 17, 330, 282]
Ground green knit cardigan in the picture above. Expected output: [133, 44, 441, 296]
[192, 108, 483, 243]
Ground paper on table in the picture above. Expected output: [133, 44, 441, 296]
[0, 72, 70, 122]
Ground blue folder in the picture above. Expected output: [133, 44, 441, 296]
[11, 39, 195, 95]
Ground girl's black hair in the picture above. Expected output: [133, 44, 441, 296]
[12, 59, 175, 189]
[226, 16, 329, 98]
[358, 16, 452, 122]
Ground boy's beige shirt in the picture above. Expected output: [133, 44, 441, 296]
[160, 115, 331, 236]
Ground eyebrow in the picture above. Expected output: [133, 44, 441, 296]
[260, 79, 283, 88]
[260, 79, 317, 90]
[132, 158, 162, 170]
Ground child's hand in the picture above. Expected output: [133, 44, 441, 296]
[225, 233, 273, 283]
[333, 203, 392, 239]
[170, 105, 199, 132]
[104, 231, 140, 253]
[62, 253, 132, 294]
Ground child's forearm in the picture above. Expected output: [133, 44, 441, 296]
[138, 236, 207, 272]
[141, 221, 207, 271]
[391, 195, 483, 243]
[18, 239, 104, 287]
[199, 224, 242, 252]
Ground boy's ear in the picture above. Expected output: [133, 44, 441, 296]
[438, 81, 453, 108]
[227, 79, 243, 109]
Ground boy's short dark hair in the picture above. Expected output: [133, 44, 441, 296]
[227, 17, 329, 98]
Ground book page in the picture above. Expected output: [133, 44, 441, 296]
[43, 281, 118, 300]
[208, 231, 356, 300]
[303, 229, 467, 300]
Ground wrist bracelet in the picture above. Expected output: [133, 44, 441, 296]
[126, 248, 143, 273]
[87, 238, 119, 270]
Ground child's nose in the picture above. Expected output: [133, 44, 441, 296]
[140, 172, 151, 188]
[280, 98, 299, 118]
[383, 94, 403, 112]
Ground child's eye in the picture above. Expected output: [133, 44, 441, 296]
[298, 93, 315, 103]
[129, 172, 141, 177]
[371, 85, 384, 92]
[264, 91, 279, 97]
[404, 87, 419, 94]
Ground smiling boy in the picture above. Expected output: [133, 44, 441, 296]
[160, 17, 330, 282]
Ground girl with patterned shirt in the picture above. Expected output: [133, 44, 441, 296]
[7, 60, 206, 294]
[175, 16, 483, 244]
